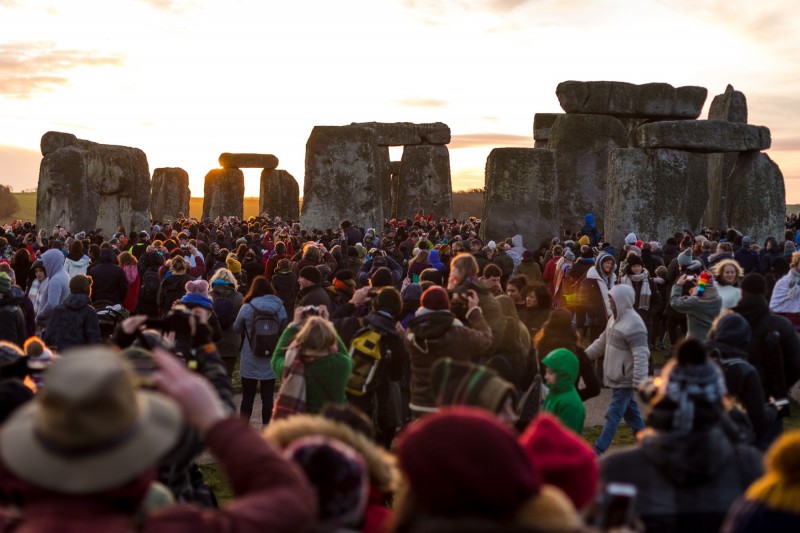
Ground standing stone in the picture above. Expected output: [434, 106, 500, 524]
[533, 113, 562, 148]
[151, 167, 190, 222]
[301, 125, 384, 230]
[395, 145, 453, 220]
[481, 148, 559, 249]
[202, 168, 244, 220]
[37, 132, 151, 233]
[556, 81, 707, 119]
[635, 120, 770, 152]
[704, 85, 749, 229]
[547, 114, 627, 232]
[389, 161, 402, 219]
[726, 152, 785, 243]
[218, 153, 279, 169]
[350, 122, 451, 145]
[376, 146, 392, 224]
[605, 149, 709, 246]
[259, 169, 300, 221]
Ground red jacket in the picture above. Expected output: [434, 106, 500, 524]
[0, 417, 316, 532]
[542, 256, 561, 295]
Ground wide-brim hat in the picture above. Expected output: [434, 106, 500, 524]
[0, 347, 181, 494]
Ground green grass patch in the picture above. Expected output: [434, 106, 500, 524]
[2, 192, 37, 224]
[198, 464, 235, 507]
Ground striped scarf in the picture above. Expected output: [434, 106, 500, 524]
[622, 272, 652, 311]
[273, 342, 330, 420]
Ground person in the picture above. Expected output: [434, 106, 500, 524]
[88, 247, 128, 305]
[404, 286, 493, 418]
[517, 284, 552, 334]
[586, 284, 649, 455]
[119, 251, 140, 314]
[600, 339, 763, 533]
[769, 250, 800, 330]
[542, 245, 563, 295]
[733, 273, 800, 448]
[541, 348, 585, 435]
[670, 271, 722, 340]
[35, 248, 70, 331]
[405, 249, 431, 285]
[157, 255, 192, 316]
[707, 313, 779, 449]
[513, 250, 542, 282]
[10, 248, 32, 293]
[296, 265, 334, 314]
[579, 213, 601, 246]
[0, 346, 316, 531]
[0, 273, 25, 348]
[271, 258, 298, 318]
[618, 253, 661, 342]
[233, 276, 287, 425]
[579, 252, 617, 342]
[722, 431, 800, 532]
[504, 275, 528, 311]
[26, 260, 46, 318]
[272, 312, 352, 418]
[63, 240, 90, 277]
[209, 268, 244, 379]
[715, 258, 744, 311]
[41, 274, 101, 352]
[734, 236, 758, 274]
[481, 263, 504, 296]
[394, 407, 581, 531]
[533, 308, 600, 402]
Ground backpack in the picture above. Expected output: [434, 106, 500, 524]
[213, 293, 236, 330]
[245, 306, 281, 358]
[347, 323, 386, 396]
[139, 269, 160, 304]
[96, 304, 130, 339]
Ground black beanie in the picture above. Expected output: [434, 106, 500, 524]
[372, 287, 402, 318]
[299, 266, 322, 285]
[740, 273, 767, 296]
[369, 267, 393, 288]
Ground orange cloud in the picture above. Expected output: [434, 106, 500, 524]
[0, 144, 41, 191]
[0, 42, 122, 98]
[449, 133, 532, 149]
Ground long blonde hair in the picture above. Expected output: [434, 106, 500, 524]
[210, 267, 238, 290]
[295, 316, 337, 352]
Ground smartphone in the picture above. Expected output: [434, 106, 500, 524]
[595, 482, 637, 529]
[774, 398, 790, 408]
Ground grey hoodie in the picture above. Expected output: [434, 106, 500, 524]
[36, 249, 71, 327]
[586, 284, 650, 388]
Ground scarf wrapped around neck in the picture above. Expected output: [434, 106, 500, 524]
[273, 341, 333, 419]
[621, 272, 652, 311]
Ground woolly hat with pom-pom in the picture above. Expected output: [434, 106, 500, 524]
[180, 279, 212, 309]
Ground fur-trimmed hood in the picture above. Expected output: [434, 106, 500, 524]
[263, 414, 400, 493]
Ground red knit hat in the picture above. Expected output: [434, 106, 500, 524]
[397, 407, 541, 519]
[420, 286, 450, 311]
[518, 413, 599, 510]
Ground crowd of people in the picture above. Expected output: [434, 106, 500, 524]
[0, 209, 798, 532]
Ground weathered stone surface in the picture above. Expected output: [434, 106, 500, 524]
[395, 145, 453, 220]
[556, 81, 707, 119]
[202, 168, 244, 219]
[703, 86, 750, 229]
[481, 148, 559, 248]
[37, 132, 151, 233]
[301, 125, 384, 230]
[350, 122, 451, 145]
[218, 153, 279, 169]
[708, 84, 747, 123]
[389, 161, 402, 175]
[151, 167, 190, 222]
[547, 114, 628, 231]
[260, 169, 299, 221]
[533, 113, 562, 141]
[726, 151, 785, 243]
[635, 120, 770, 152]
[605, 149, 709, 246]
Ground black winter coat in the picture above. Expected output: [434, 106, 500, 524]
[88, 248, 128, 305]
[42, 294, 101, 351]
[0, 296, 25, 348]
[157, 272, 193, 316]
[297, 283, 334, 314]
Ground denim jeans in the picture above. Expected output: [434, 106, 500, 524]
[594, 387, 645, 454]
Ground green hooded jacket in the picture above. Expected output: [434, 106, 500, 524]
[542, 348, 585, 435]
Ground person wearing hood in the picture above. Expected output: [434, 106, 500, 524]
[41, 274, 101, 351]
[156, 255, 193, 316]
[209, 268, 244, 378]
[579, 213, 601, 247]
[404, 286, 493, 418]
[671, 270, 722, 340]
[600, 339, 763, 533]
[707, 313, 779, 449]
[427, 248, 448, 277]
[586, 284, 649, 455]
[579, 252, 617, 342]
[63, 240, 91, 277]
[758, 237, 782, 274]
[35, 248, 70, 330]
[233, 276, 288, 425]
[541, 348, 585, 435]
[87, 247, 128, 305]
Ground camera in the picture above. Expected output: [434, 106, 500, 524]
[145, 309, 193, 336]
[301, 306, 321, 318]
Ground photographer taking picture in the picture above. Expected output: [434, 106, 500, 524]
[271, 305, 352, 419]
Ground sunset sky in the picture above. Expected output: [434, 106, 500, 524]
[1, 0, 799, 202]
